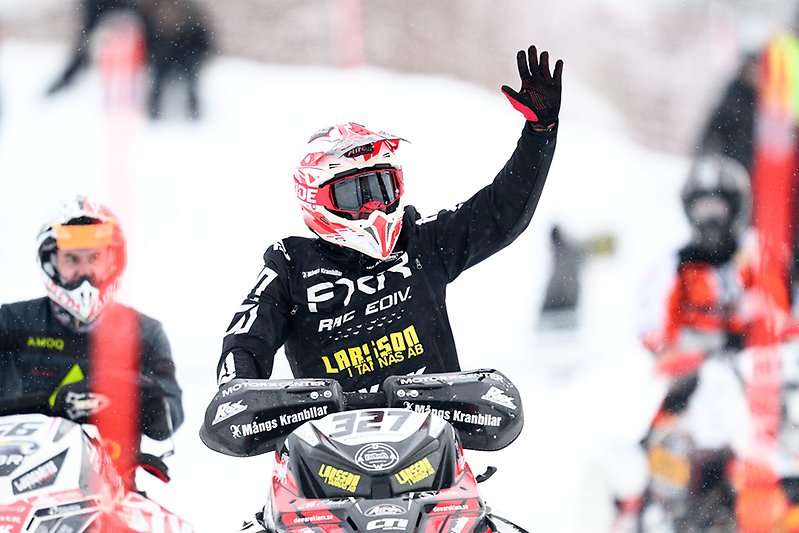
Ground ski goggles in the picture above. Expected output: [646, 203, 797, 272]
[53, 222, 116, 250]
[688, 195, 731, 224]
[320, 168, 404, 220]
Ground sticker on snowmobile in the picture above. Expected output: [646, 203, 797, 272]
[230, 419, 279, 439]
[0, 421, 44, 438]
[430, 499, 481, 514]
[394, 457, 435, 485]
[324, 410, 416, 444]
[11, 450, 67, 495]
[318, 463, 361, 492]
[0, 441, 40, 477]
[354, 443, 400, 471]
[212, 401, 248, 425]
[480, 386, 517, 410]
[451, 410, 502, 427]
[363, 504, 407, 516]
[366, 518, 409, 531]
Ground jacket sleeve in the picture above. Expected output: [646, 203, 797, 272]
[140, 319, 184, 440]
[420, 123, 557, 282]
[217, 243, 292, 386]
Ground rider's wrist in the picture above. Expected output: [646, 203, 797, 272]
[530, 120, 557, 132]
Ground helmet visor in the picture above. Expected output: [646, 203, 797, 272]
[327, 168, 403, 219]
[688, 195, 730, 226]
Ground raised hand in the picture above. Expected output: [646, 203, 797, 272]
[501, 45, 563, 128]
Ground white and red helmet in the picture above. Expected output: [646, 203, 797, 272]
[294, 122, 406, 260]
[36, 195, 127, 324]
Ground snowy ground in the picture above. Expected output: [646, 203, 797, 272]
[0, 40, 692, 532]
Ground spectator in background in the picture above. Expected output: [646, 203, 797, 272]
[139, 0, 212, 120]
[46, 0, 143, 95]
[697, 38, 799, 309]
[696, 52, 759, 173]
[537, 224, 615, 331]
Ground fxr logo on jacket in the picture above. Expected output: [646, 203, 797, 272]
[306, 253, 413, 313]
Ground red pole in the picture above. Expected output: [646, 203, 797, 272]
[91, 305, 140, 490]
[93, 13, 147, 492]
[333, 0, 366, 68]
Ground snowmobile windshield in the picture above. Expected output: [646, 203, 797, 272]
[325, 168, 403, 220]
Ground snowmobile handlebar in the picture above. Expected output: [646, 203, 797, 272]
[654, 322, 799, 378]
[0, 392, 176, 485]
[343, 391, 387, 410]
[201, 368, 525, 458]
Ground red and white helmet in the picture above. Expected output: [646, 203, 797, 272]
[36, 195, 127, 324]
[293, 122, 406, 260]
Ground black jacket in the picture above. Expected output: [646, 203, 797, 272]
[696, 74, 757, 172]
[141, 0, 211, 71]
[218, 123, 557, 392]
[0, 297, 184, 440]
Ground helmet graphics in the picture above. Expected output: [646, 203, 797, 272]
[36, 195, 127, 324]
[294, 123, 406, 260]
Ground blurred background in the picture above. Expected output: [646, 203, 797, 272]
[2, 1, 799, 532]
[3, 0, 798, 151]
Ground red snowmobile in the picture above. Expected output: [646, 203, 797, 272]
[200, 369, 528, 532]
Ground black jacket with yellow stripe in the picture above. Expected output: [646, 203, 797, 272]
[0, 297, 183, 440]
[217, 123, 557, 392]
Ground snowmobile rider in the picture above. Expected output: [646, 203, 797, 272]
[645, 154, 788, 380]
[217, 45, 562, 392]
[612, 154, 792, 531]
[0, 196, 184, 451]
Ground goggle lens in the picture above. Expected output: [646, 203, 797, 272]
[53, 223, 115, 250]
[329, 169, 401, 214]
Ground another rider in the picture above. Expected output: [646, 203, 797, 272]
[0, 195, 184, 487]
[216, 45, 562, 392]
[614, 154, 776, 531]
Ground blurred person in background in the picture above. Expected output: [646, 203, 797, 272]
[46, 0, 144, 95]
[697, 26, 799, 313]
[611, 155, 773, 532]
[139, 0, 212, 120]
[537, 224, 615, 331]
[0, 195, 184, 489]
[696, 52, 759, 173]
[216, 45, 561, 395]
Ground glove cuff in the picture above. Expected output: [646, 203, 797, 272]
[530, 120, 557, 132]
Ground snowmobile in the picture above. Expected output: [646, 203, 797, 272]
[637, 324, 799, 533]
[0, 396, 192, 532]
[200, 369, 529, 532]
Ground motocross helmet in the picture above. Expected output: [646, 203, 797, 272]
[681, 154, 750, 253]
[294, 122, 406, 260]
[36, 195, 127, 324]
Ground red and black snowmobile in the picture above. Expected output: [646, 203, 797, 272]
[200, 369, 528, 532]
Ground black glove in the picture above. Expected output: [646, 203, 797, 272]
[501, 45, 563, 128]
[50, 382, 111, 423]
